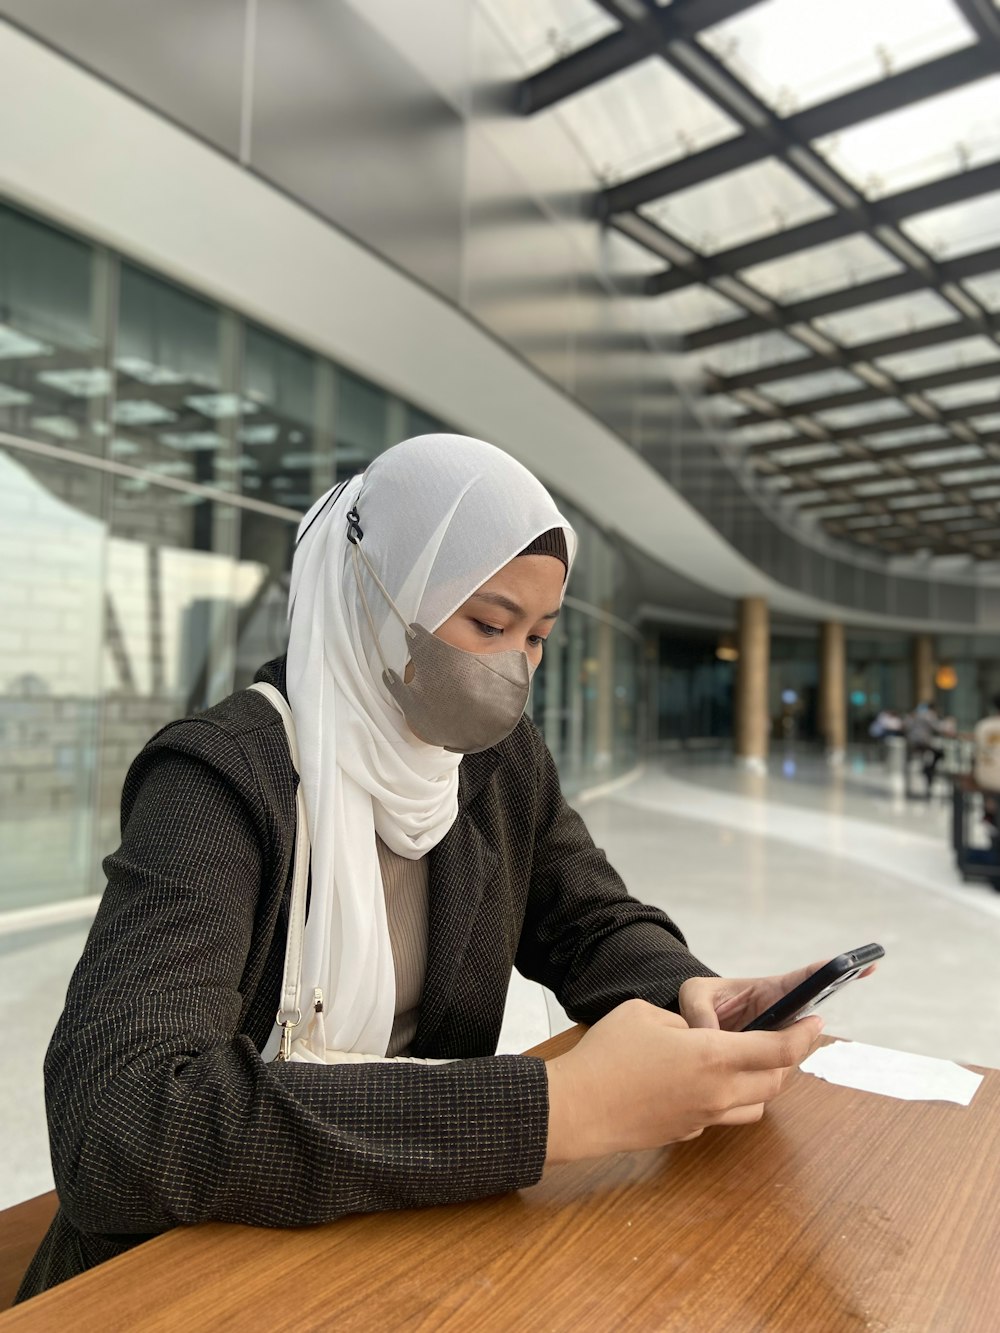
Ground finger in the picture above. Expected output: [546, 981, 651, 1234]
[714, 986, 755, 1021]
[680, 986, 723, 1030]
[712, 1102, 765, 1127]
[678, 1128, 704, 1142]
[721, 1016, 824, 1072]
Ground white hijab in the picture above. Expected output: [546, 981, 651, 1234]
[266, 434, 576, 1059]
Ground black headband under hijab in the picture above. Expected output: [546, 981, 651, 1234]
[518, 527, 568, 578]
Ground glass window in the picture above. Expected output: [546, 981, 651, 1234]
[642, 157, 833, 256]
[242, 323, 333, 510]
[553, 56, 739, 184]
[335, 367, 390, 482]
[970, 411, 1000, 432]
[403, 403, 447, 438]
[814, 76, 1000, 200]
[0, 451, 105, 910]
[702, 0, 973, 115]
[0, 205, 111, 457]
[854, 477, 919, 496]
[115, 264, 241, 490]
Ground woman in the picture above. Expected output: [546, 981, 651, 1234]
[18, 435, 823, 1300]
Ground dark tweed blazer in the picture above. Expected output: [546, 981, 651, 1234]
[18, 655, 712, 1302]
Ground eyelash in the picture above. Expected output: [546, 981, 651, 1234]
[472, 620, 547, 648]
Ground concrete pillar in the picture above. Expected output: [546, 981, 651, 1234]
[912, 634, 935, 706]
[819, 621, 847, 764]
[735, 597, 770, 772]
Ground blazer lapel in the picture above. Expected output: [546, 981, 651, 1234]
[412, 750, 501, 1051]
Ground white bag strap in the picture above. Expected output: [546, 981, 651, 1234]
[248, 682, 310, 1060]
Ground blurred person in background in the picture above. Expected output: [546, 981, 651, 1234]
[904, 701, 944, 796]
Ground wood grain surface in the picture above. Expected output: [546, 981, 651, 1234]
[3, 1031, 998, 1332]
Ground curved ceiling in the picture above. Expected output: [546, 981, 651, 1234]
[504, 0, 1000, 560]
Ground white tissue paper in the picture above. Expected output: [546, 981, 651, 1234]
[801, 1040, 983, 1106]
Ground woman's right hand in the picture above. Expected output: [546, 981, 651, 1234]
[543, 998, 824, 1165]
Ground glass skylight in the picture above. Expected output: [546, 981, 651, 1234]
[962, 271, 1000, 312]
[696, 329, 812, 379]
[0, 384, 32, 407]
[814, 399, 909, 430]
[924, 378, 1000, 410]
[480, 0, 618, 73]
[971, 483, 1000, 500]
[814, 461, 881, 482]
[112, 399, 178, 426]
[739, 233, 901, 305]
[652, 284, 743, 336]
[556, 57, 739, 184]
[889, 493, 945, 509]
[812, 289, 959, 347]
[902, 190, 1000, 260]
[918, 505, 976, 521]
[854, 477, 919, 496]
[862, 424, 947, 448]
[701, 0, 974, 116]
[728, 419, 797, 444]
[970, 412, 1000, 431]
[814, 76, 1000, 201]
[760, 367, 864, 405]
[0, 323, 53, 360]
[806, 502, 866, 518]
[769, 442, 842, 466]
[875, 335, 1000, 380]
[905, 445, 984, 469]
[941, 464, 1000, 485]
[36, 368, 112, 398]
[642, 157, 832, 255]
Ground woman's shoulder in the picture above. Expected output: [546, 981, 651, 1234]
[131, 656, 294, 802]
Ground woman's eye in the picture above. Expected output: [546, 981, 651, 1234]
[528, 635, 547, 648]
[474, 620, 503, 637]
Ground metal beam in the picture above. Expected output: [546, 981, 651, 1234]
[638, 159, 1000, 296]
[603, 42, 996, 213]
[729, 357, 1000, 426]
[520, 0, 762, 115]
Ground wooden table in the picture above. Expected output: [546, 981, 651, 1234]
[4, 1030, 999, 1332]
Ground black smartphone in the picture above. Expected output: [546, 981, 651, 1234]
[740, 943, 885, 1033]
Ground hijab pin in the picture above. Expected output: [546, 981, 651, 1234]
[346, 506, 364, 545]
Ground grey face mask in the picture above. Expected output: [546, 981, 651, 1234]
[348, 519, 533, 754]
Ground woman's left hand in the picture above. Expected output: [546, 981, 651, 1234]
[678, 958, 876, 1031]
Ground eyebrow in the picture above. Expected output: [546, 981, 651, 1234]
[471, 591, 561, 621]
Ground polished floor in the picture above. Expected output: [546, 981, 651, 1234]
[4, 749, 999, 1211]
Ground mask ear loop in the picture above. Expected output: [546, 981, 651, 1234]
[347, 518, 415, 683]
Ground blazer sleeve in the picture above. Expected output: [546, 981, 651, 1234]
[44, 746, 548, 1238]
[515, 725, 717, 1022]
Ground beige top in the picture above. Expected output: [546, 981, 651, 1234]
[376, 836, 430, 1056]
